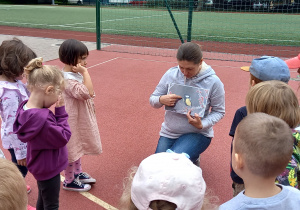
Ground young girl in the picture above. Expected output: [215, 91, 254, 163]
[13, 57, 71, 210]
[246, 80, 300, 189]
[0, 38, 36, 193]
[59, 39, 102, 191]
[119, 152, 219, 210]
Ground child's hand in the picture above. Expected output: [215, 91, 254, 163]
[17, 158, 27, 167]
[186, 111, 203, 129]
[72, 63, 87, 74]
[56, 94, 65, 107]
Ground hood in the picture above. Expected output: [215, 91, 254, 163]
[181, 61, 216, 84]
[13, 100, 49, 143]
[192, 61, 215, 82]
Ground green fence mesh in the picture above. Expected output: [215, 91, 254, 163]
[96, 0, 300, 61]
[0, 2, 299, 62]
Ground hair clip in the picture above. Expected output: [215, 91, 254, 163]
[166, 149, 190, 159]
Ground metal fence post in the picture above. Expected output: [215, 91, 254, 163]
[96, 0, 101, 50]
[187, 0, 194, 42]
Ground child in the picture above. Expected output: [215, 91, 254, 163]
[0, 37, 37, 194]
[59, 39, 102, 191]
[13, 57, 71, 210]
[150, 42, 225, 164]
[229, 56, 290, 196]
[220, 113, 300, 209]
[246, 80, 300, 188]
[119, 152, 219, 210]
[0, 158, 27, 210]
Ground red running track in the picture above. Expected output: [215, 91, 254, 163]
[1, 48, 299, 209]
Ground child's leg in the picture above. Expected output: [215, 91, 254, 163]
[74, 158, 96, 184]
[8, 148, 28, 177]
[36, 174, 60, 210]
[74, 158, 82, 175]
[64, 162, 75, 184]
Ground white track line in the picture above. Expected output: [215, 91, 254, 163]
[88, 57, 120, 69]
[60, 175, 117, 210]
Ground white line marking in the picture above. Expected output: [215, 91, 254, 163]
[60, 175, 117, 210]
[88, 57, 120, 69]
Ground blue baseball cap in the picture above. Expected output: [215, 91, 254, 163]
[249, 56, 290, 83]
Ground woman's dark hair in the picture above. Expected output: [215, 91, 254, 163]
[59, 39, 89, 66]
[0, 38, 37, 80]
[176, 42, 203, 64]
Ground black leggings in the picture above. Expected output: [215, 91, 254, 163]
[8, 149, 28, 177]
[37, 174, 61, 210]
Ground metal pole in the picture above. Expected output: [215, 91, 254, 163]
[165, 0, 184, 44]
[187, 0, 194, 42]
[96, 0, 101, 50]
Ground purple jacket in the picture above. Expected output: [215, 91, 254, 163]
[13, 100, 71, 181]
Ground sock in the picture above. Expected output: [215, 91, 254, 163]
[64, 162, 75, 184]
[74, 158, 82, 175]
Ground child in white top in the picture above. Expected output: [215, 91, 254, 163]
[0, 38, 36, 193]
[59, 39, 102, 192]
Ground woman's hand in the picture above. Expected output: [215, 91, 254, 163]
[187, 110, 203, 129]
[159, 94, 182, 106]
[17, 158, 27, 167]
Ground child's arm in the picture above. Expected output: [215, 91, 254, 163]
[72, 64, 94, 97]
[0, 89, 27, 162]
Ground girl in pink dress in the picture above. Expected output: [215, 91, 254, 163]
[59, 39, 102, 192]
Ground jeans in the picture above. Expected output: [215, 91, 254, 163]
[8, 148, 28, 177]
[37, 174, 60, 210]
[155, 133, 212, 163]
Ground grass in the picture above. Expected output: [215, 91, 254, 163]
[0, 4, 299, 46]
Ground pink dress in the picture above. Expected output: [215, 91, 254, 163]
[63, 72, 102, 163]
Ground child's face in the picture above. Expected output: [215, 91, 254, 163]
[77, 55, 88, 67]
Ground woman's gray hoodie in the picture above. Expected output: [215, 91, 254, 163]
[150, 62, 225, 138]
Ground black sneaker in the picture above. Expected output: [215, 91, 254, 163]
[63, 177, 91, 192]
[74, 172, 96, 184]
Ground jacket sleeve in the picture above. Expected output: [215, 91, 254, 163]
[149, 71, 170, 108]
[64, 79, 92, 101]
[201, 78, 225, 130]
[40, 107, 71, 149]
[0, 89, 27, 160]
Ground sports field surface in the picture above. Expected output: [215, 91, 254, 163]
[0, 4, 299, 46]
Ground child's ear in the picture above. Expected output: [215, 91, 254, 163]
[250, 79, 256, 87]
[234, 153, 244, 170]
[45, 86, 54, 95]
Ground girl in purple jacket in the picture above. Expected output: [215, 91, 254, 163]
[13, 57, 71, 210]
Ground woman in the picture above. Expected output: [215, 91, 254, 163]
[149, 42, 225, 163]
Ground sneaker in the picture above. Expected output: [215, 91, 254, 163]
[63, 177, 91, 192]
[74, 172, 96, 184]
[27, 205, 36, 210]
[27, 185, 31, 194]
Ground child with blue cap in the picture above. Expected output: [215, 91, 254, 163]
[230, 56, 290, 196]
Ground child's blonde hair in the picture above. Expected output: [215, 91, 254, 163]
[0, 158, 27, 210]
[24, 57, 64, 92]
[119, 166, 219, 210]
[235, 113, 294, 178]
[246, 80, 300, 128]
